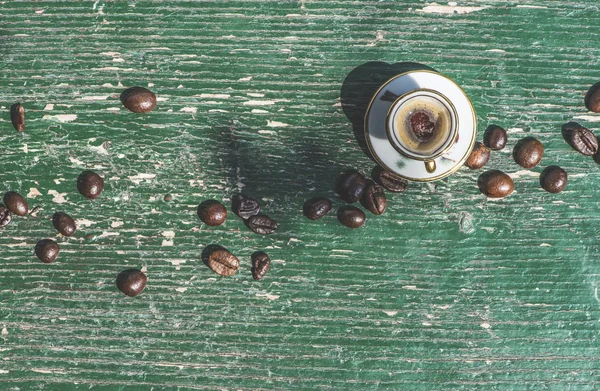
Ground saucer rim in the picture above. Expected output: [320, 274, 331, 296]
[364, 70, 477, 182]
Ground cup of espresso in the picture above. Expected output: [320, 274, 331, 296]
[386, 89, 458, 173]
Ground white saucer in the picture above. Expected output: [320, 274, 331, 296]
[365, 70, 476, 182]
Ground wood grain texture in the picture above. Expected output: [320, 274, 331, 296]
[1, 1, 600, 389]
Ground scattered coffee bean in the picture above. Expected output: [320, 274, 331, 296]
[337, 206, 366, 228]
[303, 197, 333, 220]
[483, 125, 507, 150]
[77, 170, 104, 199]
[372, 166, 408, 193]
[478, 170, 514, 198]
[585, 82, 600, 113]
[164, 194, 172, 202]
[3, 191, 28, 216]
[465, 142, 491, 169]
[361, 181, 386, 215]
[120, 86, 157, 113]
[197, 200, 227, 226]
[116, 269, 147, 297]
[251, 251, 271, 281]
[52, 212, 77, 236]
[0, 204, 12, 228]
[540, 166, 567, 193]
[232, 194, 260, 220]
[247, 215, 278, 235]
[35, 239, 59, 263]
[338, 170, 367, 203]
[561, 122, 598, 156]
[10, 103, 25, 132]
[206, 247, 239, 276]
[513, 137, 544, 168]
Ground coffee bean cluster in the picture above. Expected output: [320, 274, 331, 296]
[203, 245, 272, 280]
[302, 166, 408, 229]
[465, 123, 571, 197]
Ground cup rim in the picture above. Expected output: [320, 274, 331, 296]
[385, 88, 458, 161]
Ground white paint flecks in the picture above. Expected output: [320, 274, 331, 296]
[161, 230, 175, 239]
[267, 120, 289, 127]
[238, 76, 253, 82]
[244, 100, 276, 106]
[256, 293, 280, 301]
[128, 173, 156, 184]
[100, 51, 121, 57]
[540, 243, 552, 247]
[208, 109, 229, 113]
[98, 231, 120, 238]
[1, 328, 8, 335]
[507, 127, 524, 133]
[7, 242, 28, 248]
[27, 188, 42, 199]
[480, 322, 491, 329]
[509, 170, 540, 179]
[180, 107, 197, 114]
[43, 103, 54, 110]
[47, 190, 67, 204]
[68, 156, 86, 166]
[486, 49, 506, 53]
[252, 109, 269, 114]
[258, 130, 277, 135]
[175, 287, 188, 293]
[247, 93, 265, 98]
[101, 83, 115, 87]
[516, 5, 548, 9]
[80, 95, 110, 101]
[156, 97, 169, 102]
[111, 221, 124, 228]
[75, 218, 95, 227]
[161, 240, 174, 247]
[419, 4, 488, 14]
[383, 311, 398, 317]
[22, 144, 28, 153]
[402, 285, 422, 290]
[198, 93, 230, 99]
[573, 115, 600, 123]
[42, 114, 77, 123]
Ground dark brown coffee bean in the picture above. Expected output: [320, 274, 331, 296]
[338, 170, 367, 203]
[585, 82, 600, 113]
[372, 166, 408, 193]
[197, 200, 227, 226]
[478, 170, 514, 198]
[232, 194, 260, 220]
[465, 142, 491, 169]
[561, 122, 598, 156]
[77, 171, 104, 199]
[10, 103, 25, 132]
[206, 248, 239, 276]
[35, 239, 59, 263]
[303, 197, 333, 220]
[513, 137, 544, 169]
[0, 204, 12, 228]
[483, 125, 507, 150]
[540, 166, 567, 193]
[3, 191, 28, 216]
[251, 251, 271, 280]
[120, 87, 157, 113]
[247, 215, 278, 235]
[337, 206, 366, 228]
[52, 212, 76, 236]
[360, 181, 386, 215]
[116, 269, 147, 297]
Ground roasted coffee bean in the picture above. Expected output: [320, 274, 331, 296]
[372, 166, 408, 193]
[361, 181, 386, 215]
[465, 142, 491, 169]
[337, 206, 366, 228]
[0, 204, 12, 228]
[303, 197, 333, 220]
[247, 215, 278, 235]
[540, 166, 567, 193]
[561, 122, 598, 156]
[251, 251, 271, 280]
[52, 212, 76, 236]
[10, 103, 25, 132]
[585, 82, 600, 113]
[513, 137, 544, 168]
[478, 170, 514, 198]
[197, 200, 227, 226]
[232, 194, 260, 220]
[35, 239, 59, 263]
[3, 191, 28, 216]
[77, 170, 104, 199]
[206, 248, 239, 276]
[338, 170, 367, 203]
[120, 86, 157, 113]
[483, 125, 507, 150]
[116, 269, 147, 297]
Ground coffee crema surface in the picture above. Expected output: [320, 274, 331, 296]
[393, 95, 452, 156]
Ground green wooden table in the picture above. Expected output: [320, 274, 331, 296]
[1, 1, 600, 389]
